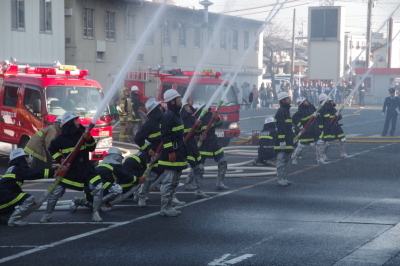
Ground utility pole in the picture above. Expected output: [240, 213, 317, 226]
[366, 0, 373, 68]
[290, 9, 296, 85]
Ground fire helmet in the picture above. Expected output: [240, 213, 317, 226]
[318, 93, 328, 102]
[296, 97, 306, 105]
[163, 89, 181, 102]
[10, 148, 28, 162]
[107, 147, 122, 157]
[278, 91, 289, 101]
[145, 98, 161, 114]
[60, 111, 79, 127]
[131, 86, 139, 92]
[55, 116, 63, 123]
[264, 117, 275, 124]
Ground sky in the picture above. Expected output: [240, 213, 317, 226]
[171, 0, 400, 38]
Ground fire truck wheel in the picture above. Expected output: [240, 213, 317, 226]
[18, 136, 30, 149]
[218, 138, 230, 147]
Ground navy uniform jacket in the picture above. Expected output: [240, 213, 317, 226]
[198, 111, 224, 159]
[0, 157, 53, 215]
[181, 106, 202, 168]
[292, 104, 319, 144]
[49, 121, 100, 191]
[258, 123, 277, 162]
[158, 104, 187, 171]
[382, 96, 400, 116]
[274, 103, 294, 154]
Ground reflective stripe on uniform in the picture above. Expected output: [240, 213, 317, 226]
[44, 169, 50, 179]
[172, 125, 184, 131]
[187, 155, 201, 161]
[52, 152, 62, 159]
[129, 155, 141, 163]
[24, 147, 47, 162]
[36, 131, 44, 137]
[163, 142, 172, 148]
[97, 164, 113, 171]
[274, 146, 294, 150]
[149, 132, 161, 139]
[140, 142, 148, 150]
[158, 161, 187, 167]
[259, 135, 273, 139]
[61, 178, 84, 188]
[89, 175, 101, 184]
[0, 193, 26, 209]
[278, 135, 285, 139]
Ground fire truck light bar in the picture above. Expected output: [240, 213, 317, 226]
[32, 67, 89, 77]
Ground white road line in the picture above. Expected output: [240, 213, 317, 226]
[0, 179, 275, 264]
[0, 246, 38, 248]
[333, 223, 400, 266]
[208, 253, 255, 266]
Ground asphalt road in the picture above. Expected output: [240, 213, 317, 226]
[2, 104, 400, 265]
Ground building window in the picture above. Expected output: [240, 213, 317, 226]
[146, 18, 154, 45]
[254, 32, 259, 52]
[97, 52, 105, 62]
[39, 0, 52, 33]
[106, 11, 116, 41]
[194, 28, 201, 48]
[208, 26, 214, 49]
[137, 54, 144, 62]
[162, 20, 170, 46]
[244, 31, 249, 50]
[11, 0, 25, 30]
[179, 24, 186, 47]
[220, 28, 226, 50]
[232, 29, 238, 51]
[172, 56, 177, 64]
[126, 14, 134, 41]
[83, 8, 94, 39]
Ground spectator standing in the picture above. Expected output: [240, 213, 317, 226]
[259, 83, 267, 108]
[381, 88, 400, 136]
[251, 85, 259, 109]
[358, 82, 366, 107]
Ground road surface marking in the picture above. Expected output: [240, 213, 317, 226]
[208, 254, 255, 266]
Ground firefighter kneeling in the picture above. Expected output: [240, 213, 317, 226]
[0, 148, 54, 227]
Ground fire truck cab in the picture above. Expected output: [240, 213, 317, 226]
[0, 60, 113, 160]
[125, 68, 240, 147]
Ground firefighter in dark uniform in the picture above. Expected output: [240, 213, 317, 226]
[134, 98, 164, 208]
[69, 147, 144, 212]
[291, 97, 319, 164]
[117, 87, 134, 143]
[41, 111, 104, 223]
[253, 116, 277, 166]
[158, 89, 187, 217]
[0, 148, 54, 227]
[198, 109, 229, 190]
[274, 91, 294, 186]
[122, 151, 148, 194]
[328, 98, 350, 159]
[130, 86, 145, 143]
[382, 88, 400, 136]
[316, 93, 334, 164]
[181, 102, 209, 199]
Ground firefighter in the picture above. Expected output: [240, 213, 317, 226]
[291, 97, 319, 164]
[41, 111, 104, 223]
[198, 108, 229, 190]
[253, 116, 277, 166]
[134, 98, 165, 208]
[0, 148, 54, 226]
[70, 147, 145, 212]
[130, 86, 145, 143]
[316, 93, 333, 164]
[122, 150, 148, 195]
[274, 91, 294, 186]
[158, 89, 188, 217]
[328, 98, 350, 159]
[181, 102, 209, 199]
[117, 87, 134, 143]
[381, 88, 400, 136]
[24, 116, 62, 169]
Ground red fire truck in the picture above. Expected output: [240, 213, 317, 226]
[125, 68, 240, 146]
[0, 61, 113, 161]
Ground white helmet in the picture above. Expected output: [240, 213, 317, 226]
[163, 89, 181, 102]
[278, 91, 289, 101]
[61, 111, 79, 127]
[264, 117, 275, 124]
[107, 147, 122, 157]
[55, 116, 63, 123]
[10, 148, 28, 161]
[318, 93, 328, 102]
[296, 97, 306, 105]
[145, 98, 161, 114]
[131, 85, 139, 92]
[193, 101, 205, 110]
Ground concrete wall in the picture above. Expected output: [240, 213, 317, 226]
[0, 0, 65, 65]
[64, 0, 263, 95]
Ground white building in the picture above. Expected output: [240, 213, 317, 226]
[0, 0, 65, 66]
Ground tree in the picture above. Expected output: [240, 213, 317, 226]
[263, 23, 291, 99]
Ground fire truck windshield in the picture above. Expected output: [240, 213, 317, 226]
[190, 84, 238, 106]
[45, 86, 109, 117]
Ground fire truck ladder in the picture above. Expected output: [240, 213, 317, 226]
[126, 68, 149, 81]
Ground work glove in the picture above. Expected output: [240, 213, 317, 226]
[82, 132, 92, 141]
[280, 141, 286, 150]
[168, 152, 176, 163]
[382, 112, 385, 117]
[56, 169, 67, 177]
[300, 126, 305, 134]
[194, 119, 202, 128]
[148, 148, 155, 156]
[138, 177, 146, 184]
